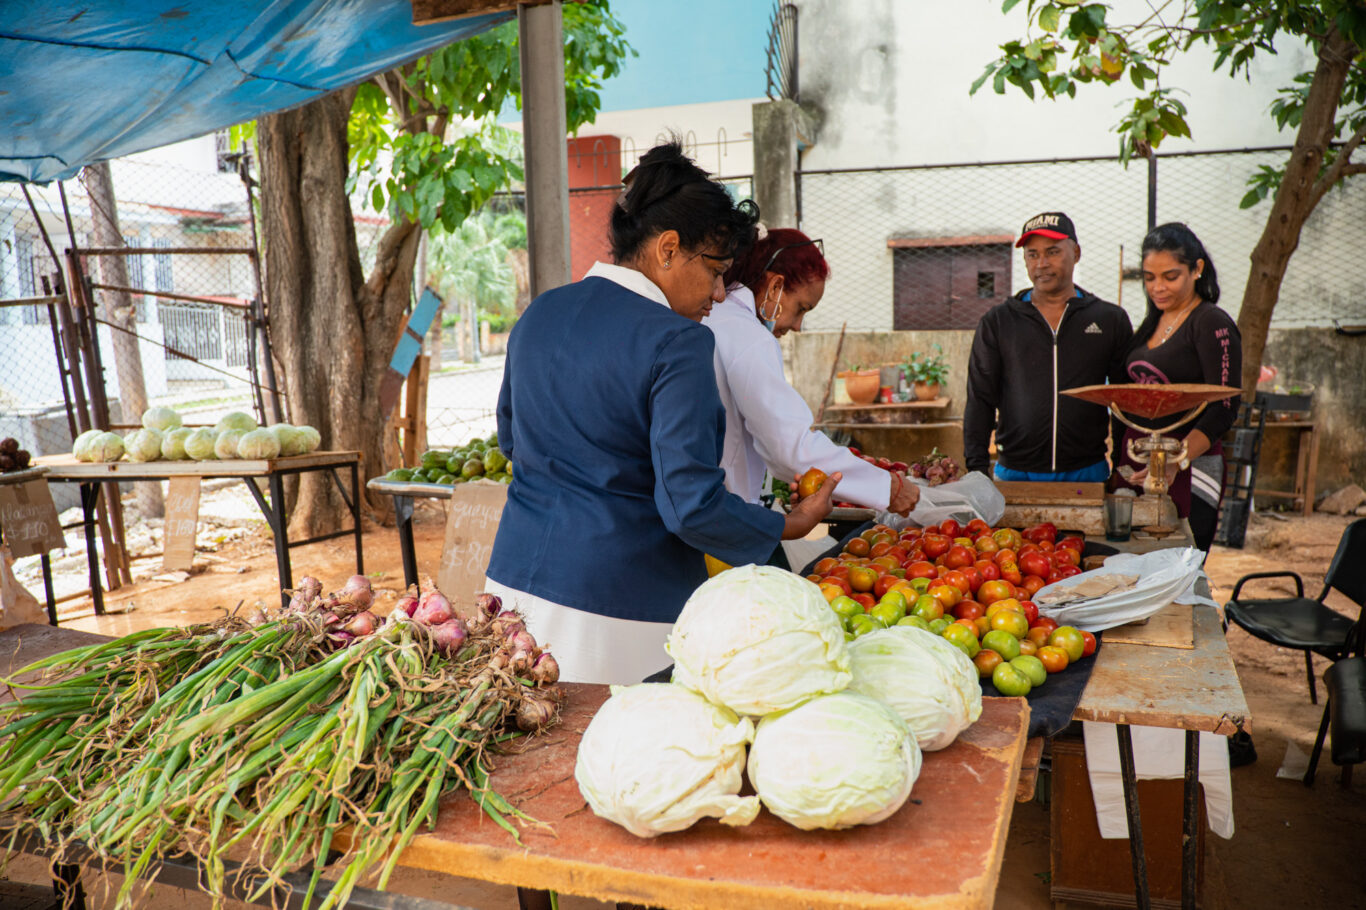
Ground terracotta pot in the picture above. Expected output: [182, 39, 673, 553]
[913, 381, 941, 401]
[840, 369, 881, 404]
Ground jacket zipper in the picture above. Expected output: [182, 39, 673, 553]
[1050, 328, 1060, 472]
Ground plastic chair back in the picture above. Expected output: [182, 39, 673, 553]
[1325, 519, 1366, 609]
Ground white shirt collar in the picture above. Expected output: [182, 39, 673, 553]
[584, 261, 670, 309]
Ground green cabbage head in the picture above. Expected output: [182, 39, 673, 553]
[847, 626, 983, 751]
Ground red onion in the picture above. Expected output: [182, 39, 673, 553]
[508, 629, 538, 654]
[531, 652, 560, 685]
[244, 608, 269, 626]
[413, 590, 455, 625]
[343, 611, 378, 637]
[329, 630, 356, 647]
[321, 612, 341, 626]
[286, 576, 323, 611]
[509, 649, 535, 674]
[340, 575, 374, 609]
[474, 592, 502, 620]
[491, 610, 524, 638]
[489, 651, 510, 671]
[515, 695, 558, 731]
[393, 587, 419, 618]
[428, 618, 469, 658]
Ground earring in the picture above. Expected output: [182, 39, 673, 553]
[663, 258, 672, 269]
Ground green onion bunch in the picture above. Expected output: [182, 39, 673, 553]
[0, 578, 560, 909]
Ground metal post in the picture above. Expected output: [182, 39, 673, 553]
[1182, 730, 1200, 909]
[40, 554, 58, 626]
[394, 495, 418, 588]
[518, 1, 572, 298]
[79, 483, 105, 617]
[350, 461, 364, 576]
[1147, 154, 1158, 233]
[1116, 724, 1151, 910]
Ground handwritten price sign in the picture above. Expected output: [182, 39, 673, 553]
[0, 479, 66, 558]
[163, 476, 201, 571]
[436, 481, 508, 613]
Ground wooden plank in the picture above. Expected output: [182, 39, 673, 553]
[385, 689, 1029, 910]
[1016, 736, 1046, 803]
[997, 481, 1106, 505]
[0, 479, 67, 557]
[824, 398, 951, 412]
[37, 451, 360, 479]
[1074, 604, 1249, 735]
[366, 478, 456, 500]
[1102, 603, 1195, 650]
[815, 420, 963, 431]
[410, 0, 556, 25]
[0, 467, 49, 487]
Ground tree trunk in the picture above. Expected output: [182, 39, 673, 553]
[258, 90, 420, 537]
[1236, 26, 1358, 397]
[84, 161, 164, 519]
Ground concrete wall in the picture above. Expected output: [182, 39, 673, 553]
[786, 326, 1366, 494]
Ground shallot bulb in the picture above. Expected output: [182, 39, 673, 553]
[393, 586, 419, 618]
[286, 576, 323, 612]
[509, 649, 535, 674]
[343, 611, 378, 637]
[508, 629, 539, 655]
[531, 652, 560, 685]
[473, 592, 502, 621]
[329, 630, 357, 647]
[428, 618, 469, 658]
[321, 612, 342, 627]
[491, 610, 524, 638]
[340, 575, 374, 609]
[244, 608, 270, 626]
[413, 590, 455, 625]
[515, 694, 558, 731]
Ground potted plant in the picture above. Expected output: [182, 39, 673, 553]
[837, 362, 881, 405]
[903, 345, 949, 401]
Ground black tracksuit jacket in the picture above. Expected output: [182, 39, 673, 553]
[963, 288, 1134, 475]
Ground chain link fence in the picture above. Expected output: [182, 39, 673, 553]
[797, 148, 1366, 333]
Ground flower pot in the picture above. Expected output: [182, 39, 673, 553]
[913, 381, 941, 401]
[840, 369, 881, 405]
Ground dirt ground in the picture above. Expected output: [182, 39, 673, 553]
[3, 500, 1364, 909]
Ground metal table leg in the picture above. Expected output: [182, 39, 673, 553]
[242, 475, 293, 610]
[40, 553, 58, 626]
[394, 495, 417, 588]
[79, 482, 105, 617]
[54, 860, 85, 909]
[350, 461, 364, 575]
[1182, 729, 1200, 910]
[1116, 723, 1151, 910]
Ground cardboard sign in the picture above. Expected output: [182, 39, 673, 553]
[163, 476, 201, 571]
[436, 481, 508, 610]
[0, 478, 67, 558]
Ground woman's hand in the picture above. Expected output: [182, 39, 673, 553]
[783, 471, 842, 540]
[1130, 460, 1180, 489]
[888, 472, 920, 517]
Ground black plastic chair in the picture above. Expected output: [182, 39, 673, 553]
[1223, 518, 1366, 704]
[1304, 654, 1366, 788]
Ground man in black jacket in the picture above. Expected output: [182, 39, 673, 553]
[963, 212, 1133, 481]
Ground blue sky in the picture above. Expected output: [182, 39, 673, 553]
[594, 0, 770, 111]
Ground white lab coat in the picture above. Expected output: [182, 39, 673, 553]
[703, 287, 892, 510]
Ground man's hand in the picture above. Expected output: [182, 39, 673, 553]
[888, 472, 920, 516]
[783, 471, 842, 540]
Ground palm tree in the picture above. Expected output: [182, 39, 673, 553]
[427, 214, 516, 363]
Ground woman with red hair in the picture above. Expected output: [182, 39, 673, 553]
[703, 227, 919, 515]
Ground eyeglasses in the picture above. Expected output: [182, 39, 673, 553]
[761, 238, 824, 275]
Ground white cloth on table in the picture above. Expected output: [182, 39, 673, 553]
[483, 577, 673, 685]
[1082, 721, 1235, 839]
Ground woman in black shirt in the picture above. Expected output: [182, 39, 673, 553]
[1120, 223, 1242, 552]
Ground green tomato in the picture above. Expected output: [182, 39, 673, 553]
[982, 629, 1022, 661]
[927, 617, 953, 635]
[878, 589, 909, 614]
[897, 615, 932, 631]
[907, 577, 932, 594]
[869, 601, 905, 627]
[912, 594, 944, 621]
[992, 661, 1033, 697]
[1010, 655, 1048, 687]
[848, 614, 883, 638]
[942, 623, 980, 657]
[829, 595, 864, 622]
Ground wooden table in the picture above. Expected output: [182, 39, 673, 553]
[818, 397, 957, 430]
[0, 466, 59, 625]
[1070, 604, 1250, 910]
[1253, 419, 1319, 517]
[39, 452, 363, 612]
[1, 624, 1032, 910]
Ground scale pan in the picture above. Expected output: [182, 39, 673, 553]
[1062, 383, 1241, 420]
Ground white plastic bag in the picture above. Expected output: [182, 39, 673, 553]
[1035, 547, 1205, 632]
[878, 471, 1005, 529]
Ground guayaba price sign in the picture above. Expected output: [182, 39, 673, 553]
[0, 478, 66, 558]
[437, 480, 508, 613]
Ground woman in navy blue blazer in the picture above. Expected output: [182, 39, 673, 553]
[485, 142, 840, 684]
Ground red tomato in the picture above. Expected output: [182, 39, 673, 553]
[938, 519, 962, 538]
[960, 566, 985, 594]
[805, 574, 822, 584]
[844, 538, 870, 557]
[1019, 550, 1052, 579]
[848, 566, 878, 593]
[852, 592, 877, 610]
[820, 576, 852, 596]
[1030, 616, 1059, 634]
[907, 560, 938, 580]
[873, 574, 902, 599]
[869, 541, 893, 558]
[921, 534, 952, 559]
[899, 528, 923, 542]
[1057, 535, 1085, 552]
[828, 565, 850, 580]
[1052, 547, 1081, 568]
[885, 546, 908, 564]
[1018, 600, 1040, 624]
[1026, 626, 1053, 647]
[966, 519, 991, 537]
[974, 534, 999, 555]
[943, 545, 976, 570]
[975, 559, 1001, 582]
[999, 562, 1023, 586]
[992, 527, 1024, 550]
[1036, 645, 1070, 673]
[952, 599, 986, 621]
[1021, 575, 1046, 597]
[940, 570, 971, 596]
[813, 557, 839, 576]
[978, 580, 1015, 605]
[1081, 630, 1098, 657]
[1022, 522, 1058, 544]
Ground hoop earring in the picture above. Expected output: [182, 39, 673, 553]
[761, 287, 783, 321]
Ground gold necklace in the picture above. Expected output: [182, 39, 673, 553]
[1156, 300, 1198, 344]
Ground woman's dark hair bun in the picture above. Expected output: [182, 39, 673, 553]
[610, 139, 759, 264]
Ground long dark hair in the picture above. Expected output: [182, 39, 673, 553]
[1131, 222, 1222, 350]
[609, 140, 759, 264]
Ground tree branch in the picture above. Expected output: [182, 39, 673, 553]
[1309, 114, 1366, 208]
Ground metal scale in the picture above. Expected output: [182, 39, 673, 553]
[1062, 383, 1242, 537]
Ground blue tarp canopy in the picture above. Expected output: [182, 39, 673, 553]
[0, 1, 511, 183]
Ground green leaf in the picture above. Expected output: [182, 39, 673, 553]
[970, 63, 997, 95]
[370, 183, 386, 214]
[1238, 188, 1263, 209]
[1003, 0, 1025, 12]
[1039, 4, 1061, 32]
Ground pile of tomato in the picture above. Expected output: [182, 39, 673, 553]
[804, 518, 1098, 696]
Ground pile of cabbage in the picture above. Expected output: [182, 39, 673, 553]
[575, 564, 982, 837]
[72, 409, 321, 463]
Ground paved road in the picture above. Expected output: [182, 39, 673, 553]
[425, 356, 505, 446]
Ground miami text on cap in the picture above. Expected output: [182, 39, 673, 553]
[1016, 212, 1078, 247]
